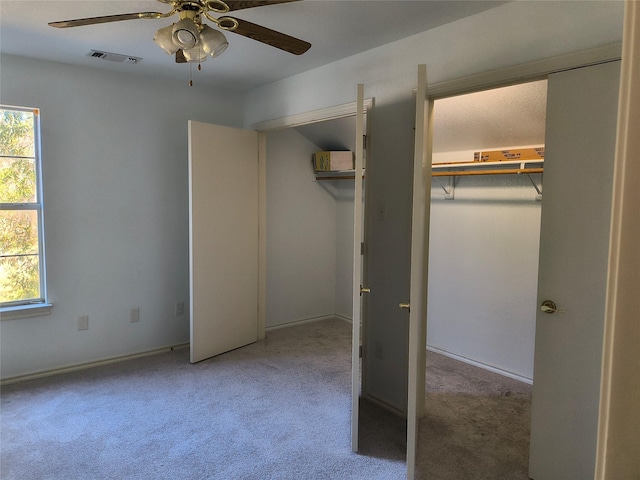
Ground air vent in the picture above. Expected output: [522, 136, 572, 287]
[87, 50, 141, 64]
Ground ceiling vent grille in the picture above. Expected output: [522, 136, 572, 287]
[88, 50, 141, 64]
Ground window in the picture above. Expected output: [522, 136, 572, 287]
[1, 105, 49, 314]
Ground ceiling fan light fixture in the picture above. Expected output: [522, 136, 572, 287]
[199, 25, 228, 58]
[182, 46, 209, 63]
[153, 24, 179, 55]
[49, 1, 312, 73]
[172, 18, 199, 50]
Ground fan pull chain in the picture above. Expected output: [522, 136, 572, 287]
[189, 62, 193, 87]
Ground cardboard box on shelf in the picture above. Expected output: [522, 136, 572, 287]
[473, 147, 545, 162]
[313, 151, 354, 171]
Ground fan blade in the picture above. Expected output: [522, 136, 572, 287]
[176, 50, 187, 63]
[49, 12, 163, 28]
[225, 0, 301, 12]
[225, 17, 310, 55]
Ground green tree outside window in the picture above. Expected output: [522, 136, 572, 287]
[1, 107, 44, 305]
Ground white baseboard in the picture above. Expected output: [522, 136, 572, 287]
[427, 345, 533, 385]
[334, 314, 353, 325]
[4, 316, 353, 384]
[266, 314, 352, 332]
[1, 343, 190, 386]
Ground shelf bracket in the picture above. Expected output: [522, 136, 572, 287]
[524, 171, 543, 201]
[435, 176, 455, 200]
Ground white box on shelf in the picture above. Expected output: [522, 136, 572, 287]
[313, 151, 354, 171]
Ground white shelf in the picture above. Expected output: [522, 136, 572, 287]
[314, 170, 364, 181]
[432, 159, 544, 200]
[432, 159, 543, 170]
[432, 159, 543, 178]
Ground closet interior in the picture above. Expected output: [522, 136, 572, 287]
[264, 114, 361, 330]
[264, 79, 548, 383]
[428, 79, 548, 382]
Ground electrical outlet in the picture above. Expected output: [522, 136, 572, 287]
[175, 301, 185, 316]
[78, 315, 89, 331]
[130, 307, 140, 323]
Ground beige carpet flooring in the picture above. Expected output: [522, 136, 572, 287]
[1, 318, 531, 479]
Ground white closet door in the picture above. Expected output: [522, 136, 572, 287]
[188, 121, 259, 363]
[406, 64, 432, 479]
[351, 84, 366, 452]
[529, 61, 620, 479]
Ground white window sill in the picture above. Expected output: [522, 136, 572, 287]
[1, 303, 53, 321]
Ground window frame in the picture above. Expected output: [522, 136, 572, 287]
[1, 105, 51, 318]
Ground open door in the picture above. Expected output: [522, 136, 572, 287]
[405, 64, 432, 479]
[529, 61, 620, 479]
[351, 83, 367, 452]
[188, 121, 260, 363]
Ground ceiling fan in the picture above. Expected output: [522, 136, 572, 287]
[49, 0, 311, 65]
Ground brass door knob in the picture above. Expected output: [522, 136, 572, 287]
[360, 286, 371, 295]
[540, 300, 566, 314]
[399, 303, 410, 312]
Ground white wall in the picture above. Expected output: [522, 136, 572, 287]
[266, 127, 358, 328]
[0, 55, 244, 379]
[244, 0, 624, 410]
[243, 2, 623, 127]
[293, 116, 360, 321]
[265, 128, 337, 326]
[428, 172, 542, 380]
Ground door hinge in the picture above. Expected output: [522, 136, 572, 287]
[361, 242, 365, 255]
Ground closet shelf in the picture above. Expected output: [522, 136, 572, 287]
[432, 159, 543, 177]
[315, 170, 365, 181]
[432, 159, 544, 200]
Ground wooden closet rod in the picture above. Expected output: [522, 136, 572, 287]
[432, 167, 543, 177]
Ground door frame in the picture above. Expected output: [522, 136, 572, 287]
[427, 43, 620, 99]
[595, 2, 640, 476]
[252, 98, 374, 341]
[413, 44, 627, 479]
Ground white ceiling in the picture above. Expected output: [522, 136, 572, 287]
[0, 0, 506, 92]
[3, 1, 546, 153]
[433, 79, 548, 153]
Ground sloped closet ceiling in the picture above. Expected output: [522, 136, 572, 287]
[294, 116, 357, 152]
[293, 80, 547, 156]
